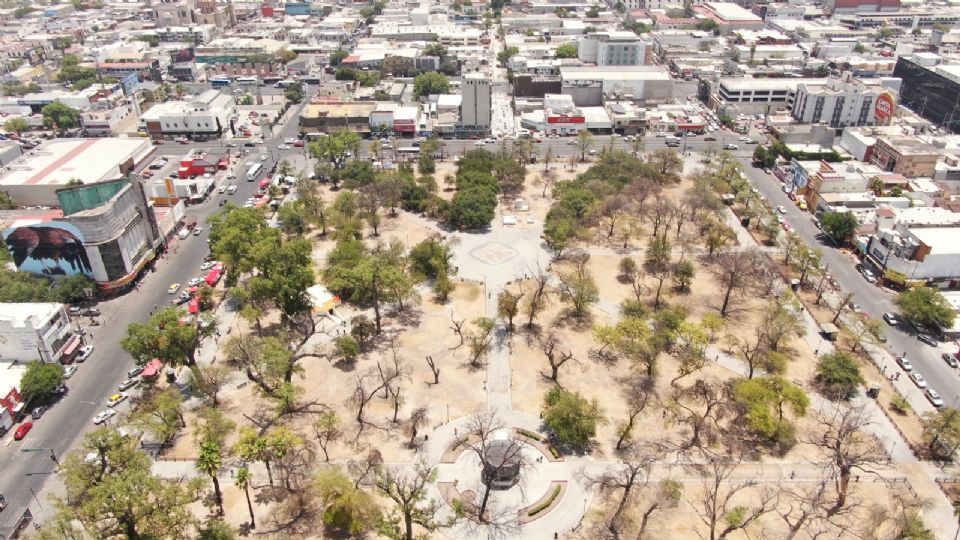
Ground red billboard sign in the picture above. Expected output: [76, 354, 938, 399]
[875, 93, 895, 122]
[547, 116, 585, 124]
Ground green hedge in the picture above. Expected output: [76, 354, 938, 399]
[527, 485, 562, 516]
[549, 446, 560, 459]
[517, 428, 541, 441]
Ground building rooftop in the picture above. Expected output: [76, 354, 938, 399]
[720, 77, 827, 91]
[702, 1, 763, 22]
[302, 102, 378, 118]
[909, 226, 960, 255]
[560, 65, 670, 81]
[0, 362, 27, 400]
[0, 138, 151, 188]
[0, 302, 62, 328]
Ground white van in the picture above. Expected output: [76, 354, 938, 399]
[177, 228, 190, 240]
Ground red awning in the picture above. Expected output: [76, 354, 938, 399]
[188, 298, 199, 314]
[142, 359, 162, 377]
[259, 177, 271, 189]
[62, 335, 81, 356]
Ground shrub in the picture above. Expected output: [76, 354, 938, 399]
[527, 485, 562, 516]
[516, 428, 541, 441]
[890, 394, 911, 415]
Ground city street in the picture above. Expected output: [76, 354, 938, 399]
[0, 91, 313, 535]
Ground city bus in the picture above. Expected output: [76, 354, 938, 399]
[236, 77, 261, 86]
[211, 78, 232, 88]
[301, 76, 321, 85]
[274, 80, 297, 89]
[262, 76, 282, 85]
[397, 147, 420, 156]
[246, 163, 263, 181]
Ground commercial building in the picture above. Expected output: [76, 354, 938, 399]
[711, 77, 827, 115]
[894, 56, 960, 132]
[825, 0, 899, 15]
[139, 89, 235, 139]
[460, 76, 492, 137]
[0, 138, 154, 206]
[694, 2, 766, 33]
[866, 222, 960, 286]
[577, 31, 652, 66]
[559, 65, 673, 106]
[0, 303, 79, 364]
[791, 75, 893, 127]
[870, 135, 941, 177]
[519, 94, 614, 135]
[194, 37, 285, 64]
[299, 102, 377, 134]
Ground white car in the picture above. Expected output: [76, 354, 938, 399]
[77, 345, 93, 362]
[474, 140, 485, 146]
[218, 185, 227, 194]
[910, 372, 928, 388]
[92, 409, 117, 425]
[284, 138, 296, 144]
[260, 155, 268, 161]
[927, 388, 944, 408]
[188, 277, 202, 287]
[278, 144, 290, 150]
[776, 206, 786, 214]
[896, 355, 913, 371]
[200, 261, 215, 271]
[64, 365, 78, 379]
[739, 136, 750, 142]
[227, 185, 238, 194]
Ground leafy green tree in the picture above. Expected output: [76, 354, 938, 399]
[543, 216, 577, 258]
[412, 72, 450, 98]
[310, 131, 361, 169]
[408, 237, 455, 279]
[198, 520, 236, 540]
[586, 5, 600, 17]
[673, 259, 695, 292]
[330, 49, 349, 66]
[816, 351, 865, 401]
[46, 428, 204, 539]
[196, 441, 226, 515]
[423, 43, 448, 57]
[497, 46, 519, 66]
[375, 462, 455, 540]
[133, 388, 185, 444]
[446, 186, 497, 229]
[235, 467, 256, 529]
[732, 376, 809, 445]
[542, 386, 604, 449]
[208, 206, 280, 285]
[4, 117, 28, 136]
[121, 306, 214, 367]
[896, 286, 957, 330]
[335, 67, 357, 80]
[820, 211, 859, 244]
[314, 466, 381, 534]
[13, 6, 32, 18]
[19, 360, 64, 403]
[333, 335, 361, 363]
[41, 102, 80, 133]
[922, 407, 960, 459]
[350, 315, 377, 346]
[555, 43, 578, 58]
[575, 129, 593, 162]
[233, 426, 302, 486]
[56, 274, 95, 303]
[324, 243, 412, 332]
[557, 256, 599, 318]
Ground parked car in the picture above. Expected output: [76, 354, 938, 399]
[77, 345, 93, 362]
[107, 393, 128, 407]
[31, 406, 46, 420]
[92, 409, 116, 425]
[909, 372, 928, 388]
[218, 185, 227, 194]
[119, 378, 139, 391]
[896, 355, 913, 371]
[883, 312, 898, 325]
[723, 144, 738, 150]
[917, 333, 937, 346]
[127, 366, 144, 378]
[927, 389, 945, 408]
[943, 353, 959, 368]
[63, 365, 78, 379]
[14, 422, 33, 440]
[168, 283, 181, 294]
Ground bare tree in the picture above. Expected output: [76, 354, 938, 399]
[524, 264, 552, 329]
[708, 249, 765, 317]
[805, 404, 889, 515]
[587, 454, 650, 539]
[777, 472, 858, 540]
[405, 407, 429, 448]
[615, 373, 657, 451]
[348, 448, 384, 489]
[425, 355, 440, 385]
[463, 413, 530, 523]
[188, 364, 232, 406]
[311, 409, 342, 462]
[647, 197, 676, 238]
[349, 367, 391, 434]
[666, 379, 730, 454]
[449, 315, 466, 349]
[557, 254, 599, 319]
[694, 458, 777, 540]
[466, 317, 496, 368]
[375, 461, 455, 540]
[539, 333, 576, 384]
[383, 343, 411, 423]
[833, 292, 856, 324]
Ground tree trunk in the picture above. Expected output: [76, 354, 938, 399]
[372, 276, 382, 333]
[212, 474, 224, 515]
[478, 482, 493, 522]
[243, 485, 256, 528]
[636, 502, 660, 540]
[265, 460, 273, 486]
[654, 277, 665, 309]
[616, 411, 638, 450]
[720, 283, 734, 317]
[404, 509, 414, 540]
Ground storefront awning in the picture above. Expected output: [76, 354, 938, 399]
[61, 334, 81, 356]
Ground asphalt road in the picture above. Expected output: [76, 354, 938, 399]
[737, 158, 960, 409]
[0, 91, 312, 535]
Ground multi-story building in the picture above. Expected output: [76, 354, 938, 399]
[194, 37, 285, 64]
[870, 135, 941, 177]
[459, 76, 491, 136]
[864, 206, 960, 287]
[710, 77, 826, 114]
[577, 31, 652, 66]
[81, 104, 137, 136]
[894, 56, 960, 132]
[825, 0, 899, 15]
[0, 303, 78, 364]
[151, 0, 197, 27]
[791, 75, 891, 127]
[152, 25, 216, 43]
[139, 89, 235, 139]
[560, 65, 673, 106]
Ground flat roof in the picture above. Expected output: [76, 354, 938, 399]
[0, 303, 62, 328]
[909, 227, 960, 254]
[560, 66, 670, 81]
[0, 362, 27, 398]
[302, 102, 377, 117]
[720, 77, 827, 91]
[0, 138, 150, 188]
[704, 1, 762, 21]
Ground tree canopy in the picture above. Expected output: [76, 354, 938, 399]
[121, 306, 214, 367]
[895, 286, 957, 330]
[19, 360, 64, 403]
[815, 351, 865, 401]
[820, 211, 859, 245]
[412, 72, 450, 98]
[41, 102, 80, 133]
[542, 386, 604, 449]
[555, 43, 578, 58]
[732, 376, 809, 446]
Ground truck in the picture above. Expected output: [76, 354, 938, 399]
[665, 135, 680, 147]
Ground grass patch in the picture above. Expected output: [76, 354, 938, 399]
[549, 446, 560, 459]
[527, 485, 562, 516]
[890, 394, 911, 415]
[517, 428, 541, 441]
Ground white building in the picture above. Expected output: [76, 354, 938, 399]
[0, 303, 78, 364]
[460, 76, 491, 134]
[577, 31, 651, 66]
[560, 66, 674, 106]
[792, 75, 889, 127]
[139, 89, 235, 139]
[81, 104, 137, 136]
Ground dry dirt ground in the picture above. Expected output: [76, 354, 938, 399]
[159, 163, 927, 539]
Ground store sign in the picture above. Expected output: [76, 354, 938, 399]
[875, 93, 896, 122]
[547, 116, 585, 124]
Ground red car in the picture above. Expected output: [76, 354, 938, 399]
[152, 139, 164, 145]
[14, 422, 33, 440]
[293, 140, 305, 148]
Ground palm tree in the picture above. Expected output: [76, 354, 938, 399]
[196, 441, 225, 515]
[174, 84, 185, 98]
[236, 466, 256, 529]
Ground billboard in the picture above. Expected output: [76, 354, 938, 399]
[3, 222, 92, 277]
[547, 116, 585, 124]
[875, 93, 896, 122]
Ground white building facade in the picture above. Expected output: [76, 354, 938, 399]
[577, 31, 651, 66]
[0, 303, 78, 364]
[792, 76, 887, 127]
[459, 76, 491, 135]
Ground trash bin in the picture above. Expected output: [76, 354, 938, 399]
[866, 384, 880, 399]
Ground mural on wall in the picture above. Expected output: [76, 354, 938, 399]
[3, 222, 92, 277]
